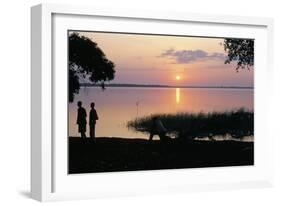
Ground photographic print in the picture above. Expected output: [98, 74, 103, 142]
[68, 31, 254, 174]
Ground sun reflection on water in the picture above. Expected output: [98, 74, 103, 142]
[176, 88, 180, 104]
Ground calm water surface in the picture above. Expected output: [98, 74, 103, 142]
[68, 87, 253, 139]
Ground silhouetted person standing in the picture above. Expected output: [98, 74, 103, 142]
[76, 101, 87, 139]
[89, 102, 99, 141]
[149, 117, 168, 141]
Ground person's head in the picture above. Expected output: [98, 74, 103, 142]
[152, 117, 158, 122]
[91, 102, 95, 109]
[77, 101, 82, 108]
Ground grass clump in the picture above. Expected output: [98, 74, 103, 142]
[127, 108, 253, 140]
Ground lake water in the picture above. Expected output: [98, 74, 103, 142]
[68, 87, 253, 139]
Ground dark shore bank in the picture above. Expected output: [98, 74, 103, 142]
[68, 137, 254, 174]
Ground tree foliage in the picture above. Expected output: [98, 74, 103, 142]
[224, 39, 254, 71]
[68, 33, 115, 102]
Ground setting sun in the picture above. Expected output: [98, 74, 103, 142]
[176, 75, 181, 80]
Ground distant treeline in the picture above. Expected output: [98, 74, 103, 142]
[127, 108, 254, 140]
[80, 83, 254, 89]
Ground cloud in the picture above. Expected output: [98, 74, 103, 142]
[160, 48, 226, 64]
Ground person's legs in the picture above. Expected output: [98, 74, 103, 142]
[90, 125, 96, 142]
[79, 124, 86, 139]
[149, 132, 154, 141]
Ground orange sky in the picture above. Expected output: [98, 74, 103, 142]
[74, 31, 254, 87]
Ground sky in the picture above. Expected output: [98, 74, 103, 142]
[74, 31, 254, 87]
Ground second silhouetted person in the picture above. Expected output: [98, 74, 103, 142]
[77, 101, 87, 139]
[89, 102, 99, 142]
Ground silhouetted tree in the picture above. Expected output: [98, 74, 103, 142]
[69, 69, 80, 102]
[224, 39, 254, 71]
[68, 33, 115, 102]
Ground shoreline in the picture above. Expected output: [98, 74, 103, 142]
[68, 137, 254, 174]
[69, 136, 254, 142]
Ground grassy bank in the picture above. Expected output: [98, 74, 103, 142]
[68, 137, 253, 174]
[127, 108, 253, 140]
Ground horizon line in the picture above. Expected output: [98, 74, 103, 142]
[79, 82, 254, 89]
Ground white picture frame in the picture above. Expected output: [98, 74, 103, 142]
[31, 3, 274, 202]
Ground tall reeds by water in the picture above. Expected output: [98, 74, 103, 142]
[127, 108, 253, 140]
